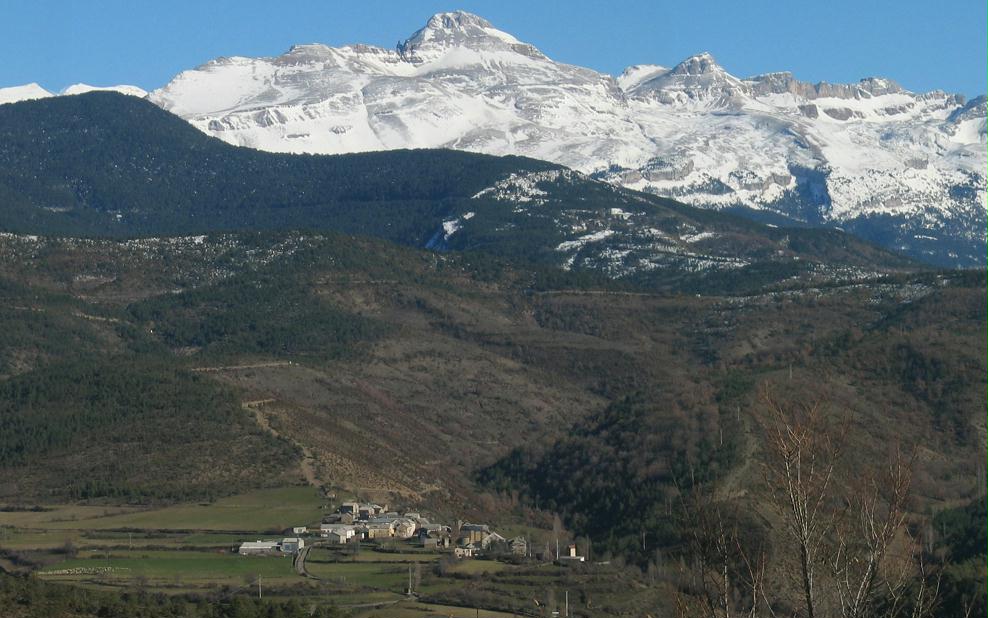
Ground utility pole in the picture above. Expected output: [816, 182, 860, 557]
[565, 590, 569, 617]
[407, 564, 413, 595]
[257, 575, 262, 599]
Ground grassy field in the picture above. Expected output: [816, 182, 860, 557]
[353, 601, 520, 618]
[304, 559, 410, 591]
[0, 527, 85, 550]
[38, 549, 298, 584]
[444, 559, 511, 575]
[0, 487, 324, 532]
[323, 591, 404, 606]
[0, 487, 326, 594]
[311, 547, 442, 564]
[0, 505, 144, 528]
[0, 528, 248, 550]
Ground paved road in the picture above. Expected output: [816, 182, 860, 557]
[293, 545, 313, 578]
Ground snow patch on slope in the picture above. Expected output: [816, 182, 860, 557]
[62, 84, 149, 98]
[0, 83, 54, 105]
[472, 169, 583, 203]
[557, 229, 615, 252]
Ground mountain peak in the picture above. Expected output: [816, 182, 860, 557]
[0, 82, 56, 105]
[425, 10, 494, 30]
[622, 51, 749, 105]
[398, 11, 545, 63]
[617, 64, 670, 91]
[61, 83, 149, 98]
[670, 52, 722, 76]
[856, 76, 903, 96]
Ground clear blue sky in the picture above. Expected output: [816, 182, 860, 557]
[2, 0, 985, 98]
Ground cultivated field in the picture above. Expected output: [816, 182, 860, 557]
[0, 485, 664, 616]
[0, 487, 324, 532]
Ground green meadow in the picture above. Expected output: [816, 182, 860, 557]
[40, 549, 297, 584]
[0, 486, 324, 532]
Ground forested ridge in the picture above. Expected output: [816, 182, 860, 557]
[0, 91, 552, 241]
[479, 273, 987, 550]
[0, 92, 917, 289]
[127, 272, 386, 360]
[478, 394, 742, 557]
[0, 358, 299, 501]
[932, 498, 987, 616]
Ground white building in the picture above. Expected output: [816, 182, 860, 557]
[558, 544, 585, 564]
[320, 524, 358, 541]
[238, 540, 280, 555]
[281, 538, 305, 554]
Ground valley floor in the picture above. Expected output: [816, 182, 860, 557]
[0, 487, 672, 617]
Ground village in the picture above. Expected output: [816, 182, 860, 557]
[236, 500, 587, 565]
[6, 486, 627, 617]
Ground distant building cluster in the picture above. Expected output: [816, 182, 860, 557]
[235, 500, 541, 560]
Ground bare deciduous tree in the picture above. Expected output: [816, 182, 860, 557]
[673, 387, 944, 618]
[760, 389, 845, 618]
[675, 472, 773, 618]
[757, 387, 940, 618]
[837, 447, 946, 618]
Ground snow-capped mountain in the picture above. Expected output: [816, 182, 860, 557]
[11, 11, 986, 266]
[0, 83, 54, 105]
[61, 83, 148, 98]
[147, 12, 986, 267]
[0, 83, 147, 105]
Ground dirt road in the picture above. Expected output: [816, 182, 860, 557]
[243, 399, 323, 488]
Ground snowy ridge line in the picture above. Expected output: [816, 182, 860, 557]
[2, 10, 984, 265]
[143, 11, 985, 265]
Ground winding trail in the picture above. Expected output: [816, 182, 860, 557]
[242, 399, 322, 488]
[715, 409, 759, 501]
[193, 361, 295, 372]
